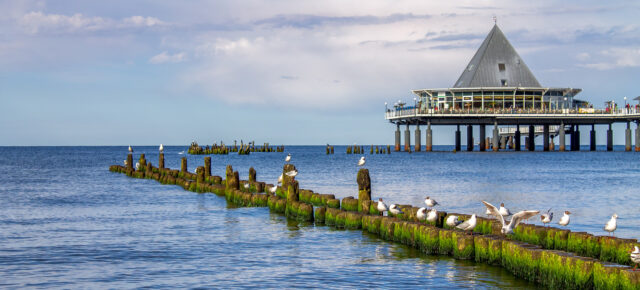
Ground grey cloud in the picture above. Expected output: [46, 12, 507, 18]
[254, 13, 432, 29]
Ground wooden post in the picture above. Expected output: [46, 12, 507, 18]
[180, 157, 187, 172]
[204, 157, 211, 177]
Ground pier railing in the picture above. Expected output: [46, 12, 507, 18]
[385, 107, 640, 119]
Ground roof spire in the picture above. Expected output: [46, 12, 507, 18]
[493, 15, 497, 24]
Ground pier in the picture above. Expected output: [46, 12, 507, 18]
[386, 24, 640, 152]
[110, 153, 640, 289]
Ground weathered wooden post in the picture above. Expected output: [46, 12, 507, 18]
[204, 157, 211, 177]
[126, 154, 133, 170]
[138, 154, 147, 169]
[248, 167, 256, 182]
[180, 157, 187, 172]
[158, 153, 165, 169]
[357, 168, 371, 212]
[196, 166, 205, 184]
[282, 164, 297, 191]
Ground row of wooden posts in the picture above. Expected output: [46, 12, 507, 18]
[110, 153, 640, 289]
[188, 142, 284, 155]
[346, 145, 391, 154]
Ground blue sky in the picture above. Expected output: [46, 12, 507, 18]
[2, 0, 640, 145]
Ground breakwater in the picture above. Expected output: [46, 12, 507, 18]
[110, 153, 640, 289]
[188, 141, 284, 155]
[346, 145, 391, 154]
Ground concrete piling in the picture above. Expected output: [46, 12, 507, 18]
[515, 125, 521, 151]
[543, 125, 550, 151]
[479, 124, 486, 152]
[493, 122, 499, 151]
[591, 125, 597, 151]
[415, 125, 421, 152]
[559, 122, 566, 151]
[607, 124, 613, 151]
[625, 122, 632, 151]
[395, 124, 401, 152]
[426, 120, 433, 152]
[636, 122, 640, 152]
[573, 125, 581, 151]
[404, 124, 411, 152]
[528, 125, 535, 151]
[467, 125, 473, 151]
[455, 125, 461, 152]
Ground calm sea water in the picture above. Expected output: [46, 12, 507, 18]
[1, 146, 638, 288]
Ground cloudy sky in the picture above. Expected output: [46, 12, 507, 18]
[2, 0, 640, 145]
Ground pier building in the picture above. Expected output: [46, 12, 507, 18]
[386, 24, 640, 152]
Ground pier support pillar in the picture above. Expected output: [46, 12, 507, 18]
[528, 125, 535, 151]
[543, 125, 550, 151]
[455, 125, 461, 152]
[404, 124, 411, 152]
[590, 125, 596, 151]
[550, 136, 555, 151]
[394, 124, 401, 152]
[515, 125, 521, 151]
[636, 122, 640, 152]
[625, 122, 632, 151]
[507, 136, 513, 149]
[426, 120, 432, 152]
[479, 124, 486, 152]
[607, 124, 613, 151]
[572, 126, 580, 151]
[501, 136, 507, 150]
[467, 125, 473, 151]
[492, 123, 499, 152]
[415, 124, 421, 152]
[559, 122, 566, 151]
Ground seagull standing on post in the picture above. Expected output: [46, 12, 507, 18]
[389, 204, 404, 215]
[159, 144, 164, 153]
[128, 145, 133, 153]
[377, 198, 388, 216]
[417, 207, 427, 220]
[426, 209, 438, 223]
[559, 211, 571, 227]
[285, 154, 291, 163]
[446, 215, 462, 227]
[499, 203, 512, 216]
[541, 209, 553, 227]
[604, 213, 618, 237]
[456, 214, 477, 235]
[424, 196, 438, 209]
[285, 170, 298, 177]
[358, 156, 365, 167]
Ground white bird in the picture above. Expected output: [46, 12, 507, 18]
[178, 151, 184, 155]
[485, 207, 493, 216]
[446, 215, 462, 228]
[244, 183, 249, 189]
[482, 201, 539, 235]
[604, 213, 618, 237]
[357, 156, 366, 167]
[277, 174, 283, 184]
[630, 246, 640, 271]
[123, 160, 128, 166]
[377, 198, 388, 215]
[389, 204, 404, 215]
[456, 214, 477, 234]
[559, 211, 571, 227]
[424, 196, 438, 208]
[499, 203, 512, 216]
[135, 162, 140, 170]
[417, 207, 427, 220]
[426, 209, 438, 223]
[285, 170, 298, 177]
[269, 185, 278, 194]
[159, 144, 164, 152]
[285, 154, 291, 163]
[541, 208, 553, 227]
[128, 145, 133, 153]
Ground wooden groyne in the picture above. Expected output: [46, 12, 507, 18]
[346, 145, 391, 154]
[188, 141, 284, 155]
[110, 154, 640, 289]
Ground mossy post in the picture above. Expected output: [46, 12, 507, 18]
[138, 154, 147, 169]
[158, 153, 165, 169]
[126, 154, 133, 170]
[225, 165, 233, 182]
[287, 180, 299, 202]
[196, 166, 205, 184]
[180, 157, 187, 172]
[282, 164, 296, 190]
[204, 157, 211, 177]
[249, 167, 256, 183]
[357, 168, 371, 212]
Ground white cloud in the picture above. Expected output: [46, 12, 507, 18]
[582, 48, 640, 70]
[19, 11, 166, 34]
[149, 51, 187, 64]
[123, 16, 164, 27]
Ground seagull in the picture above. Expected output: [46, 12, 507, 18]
[285, 170, 298, 177]
[178, 151, 184, 155]
[123, 160, 128, 166]
[277, 174, 283, 184]
[128, 145, 133, 153]
[424, 196, 438, 208]
[499, 203, 512, 216]
[456, 214, 477, 234]
[244, 183, 249, 189]
[485, 207, 493, 217]
[377, 198, 388, 216]
[482, 201, 539, 235]
[357, 156, 366, 167]
[631, 246, 640, 271]
[159, 144, 164, 152]
[426, 209, 438, 223]
[285, 153, 291, 163]
[541, 209, 553, 227]
[559, 211, 571, 227]
[604, 213, 618, 237]
[389, 204, 404, 215]
[135, 162, 140, 170]
[417, 207, 427, 220]
[269, 185, 278, 194]
[446, 215, 462, 227]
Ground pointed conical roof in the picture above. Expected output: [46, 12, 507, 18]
[453, 25, 541, 88]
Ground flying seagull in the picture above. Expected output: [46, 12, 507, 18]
[482, 201, 539, 235]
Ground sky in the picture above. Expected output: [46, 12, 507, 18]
[1, 0, 640, 146]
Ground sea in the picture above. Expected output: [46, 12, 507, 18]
[1, 145, 639, 288]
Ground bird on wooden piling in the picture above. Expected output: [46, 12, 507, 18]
[559, 211, 571, 227]
[128, 145, 133, 153]
[357, 156, 366, 167]
[426, 209, 438, 223]
[277, 174, 283, 184]
[269, 185, 278, 194]
[285, 170, 298, 177]
[135, 162, 140, 170]
[499, 203, 512, 216]
[630, 246, 640, 271]
[285, 153, 291, 163]
[159, 144, 164, 152]
[456, 214, 477, 234]
[244, 183, 249, 189]
[446, 215, 462, 227]
[377, 198, 388, 216]
[417, 207, 427, 220]
[424, 196, 438, 209]
[541, 209, 553, 227]
[482, 201, 539, 235]
[389, 204, 404, 215]
[123, 160, 128, 166]
[604, 213, 618, 237]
